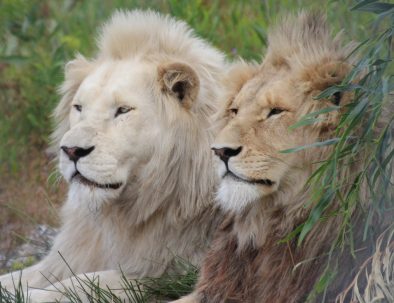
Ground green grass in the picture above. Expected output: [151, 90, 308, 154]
[0, 256, 198, 303]
[0, 1, 393, 302]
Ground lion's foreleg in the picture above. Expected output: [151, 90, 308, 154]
[0, 263, 43, 293]
[27, 270, 137, 303]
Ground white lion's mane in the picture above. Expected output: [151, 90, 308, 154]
[0, 10, 226, 297]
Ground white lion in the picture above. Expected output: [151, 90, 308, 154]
[0, 10, 226, 302]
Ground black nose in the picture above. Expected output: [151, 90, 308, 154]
[61, 146, 95, 162]
[212, 146, 242, 163]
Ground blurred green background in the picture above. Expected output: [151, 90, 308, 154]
[0, 0, 376, 174]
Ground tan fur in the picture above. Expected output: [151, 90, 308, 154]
[173, 12, 392, 303]
[0, 10, 226, 302]
[158, 62, 200, 110]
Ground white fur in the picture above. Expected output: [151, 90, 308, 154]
[0, 10, 226, 302]
[216, 178, 262, 213]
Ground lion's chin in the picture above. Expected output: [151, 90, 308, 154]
[216, 178, 263, 213]
[67, 182, 122, 209]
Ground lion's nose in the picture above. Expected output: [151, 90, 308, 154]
[61, 146, 95, 162]
[212, 146, 242, 163]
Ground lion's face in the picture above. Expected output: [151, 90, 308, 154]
[213, 61, 352, 212]
[58, 58, 203, 205]
[59, 60, 160, 201]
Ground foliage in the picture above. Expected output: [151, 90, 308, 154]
[280, 1, 393, 300]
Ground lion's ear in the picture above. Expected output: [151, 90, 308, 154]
[301, 61, 350, 104]
[300, 61, 352, 134]
[158, 62, 200, 110]
[64, 55, 92, 81]
[224, 60, 259, 94]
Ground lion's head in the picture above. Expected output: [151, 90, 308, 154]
[212, 12, 355, 213]
[51, 10, 226, 219]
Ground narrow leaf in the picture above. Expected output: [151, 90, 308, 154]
[280, 138, 340, 154]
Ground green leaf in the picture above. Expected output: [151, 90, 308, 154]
[372, 58, 392, 66]
[354, 2, 394, 14]
[314, 84, 361, 100]
[280, 138, 340, 154]
[314, 268, 337, 293]
[288, 117, 324, 130]
[289, 106, 340, 130]
[0, 55, 29, 64]
[279, 223, 304, 243]
[351, 0, 379, 11]
[253, 25, 267, 46]
[298, 189, 335, 245]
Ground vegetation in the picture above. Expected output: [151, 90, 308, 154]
[284, 2, 393, 300]
[0, 0, 392, 302]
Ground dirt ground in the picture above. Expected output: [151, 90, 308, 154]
[0, 149, 66, 273]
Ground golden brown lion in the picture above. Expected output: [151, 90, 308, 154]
[173, 12, 393, 303]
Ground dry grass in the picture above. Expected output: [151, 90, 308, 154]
[0, 149, 65, 273]
[336, 227, 394, 302]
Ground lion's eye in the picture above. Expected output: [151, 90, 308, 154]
[229, 108, 238, 117]
[115, 106, 133, 118]
[73, 104, 82, 112]
[267, 107, 284, 118]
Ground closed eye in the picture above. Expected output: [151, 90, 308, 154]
[115, 106, 134, 118]
[267, 107, 284, 118]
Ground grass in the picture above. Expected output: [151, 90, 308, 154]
[0, 256, 198, 303]
[0, 0, 393, 302]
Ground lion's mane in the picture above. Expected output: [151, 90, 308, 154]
[0, 10, 226, 295]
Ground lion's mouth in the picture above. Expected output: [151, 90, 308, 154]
[71, 171, 123, 190]
[224, 170, 275, 186]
